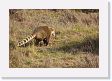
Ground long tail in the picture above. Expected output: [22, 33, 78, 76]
[17, 34, 36, 47]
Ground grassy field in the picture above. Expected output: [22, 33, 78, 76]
[9, 9, 99, 68]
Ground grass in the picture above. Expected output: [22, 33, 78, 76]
[9, 9, 99, 68]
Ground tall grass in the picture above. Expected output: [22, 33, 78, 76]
[9, 9, 99, 68]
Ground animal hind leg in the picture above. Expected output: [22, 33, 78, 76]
[34, 39, 41, 46]
[38, 41, 44, 47]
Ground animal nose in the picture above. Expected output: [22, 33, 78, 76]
[53, 34, 56, 38]
[52, 33, 55, 36]
[53, 34, 55, 36]
[53, 34, 56, 37]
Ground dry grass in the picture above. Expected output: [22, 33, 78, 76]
[9, 9, 99, 68]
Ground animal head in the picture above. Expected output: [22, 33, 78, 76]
[49, 27, 55, 37]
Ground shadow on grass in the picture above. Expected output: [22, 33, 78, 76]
[10, 36, 99, 55]
[49, 36, 99, 55]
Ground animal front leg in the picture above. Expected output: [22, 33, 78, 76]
[43, 38, 49, 46]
